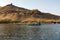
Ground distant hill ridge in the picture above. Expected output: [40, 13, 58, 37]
[0, 3, 60, 23]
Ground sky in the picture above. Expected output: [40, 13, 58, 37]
[0, 0, 60, 15]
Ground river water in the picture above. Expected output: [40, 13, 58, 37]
[0, 24, 60, 40]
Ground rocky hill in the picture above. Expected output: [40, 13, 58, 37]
[0, 4, 60, 23]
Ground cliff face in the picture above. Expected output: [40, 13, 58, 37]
[0, 4, 60, 23]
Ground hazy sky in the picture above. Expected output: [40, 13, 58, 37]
[0, 0, 60, 15]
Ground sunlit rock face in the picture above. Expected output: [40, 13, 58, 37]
[0, 4, 60, 23]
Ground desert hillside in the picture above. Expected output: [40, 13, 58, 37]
[0, 4, 60, 23]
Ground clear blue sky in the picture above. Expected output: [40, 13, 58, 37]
[0, 0, 60, 15]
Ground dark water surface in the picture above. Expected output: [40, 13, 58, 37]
[0, 24, 60, 40]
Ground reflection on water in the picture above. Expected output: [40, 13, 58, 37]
[0, 24, 60, 40]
